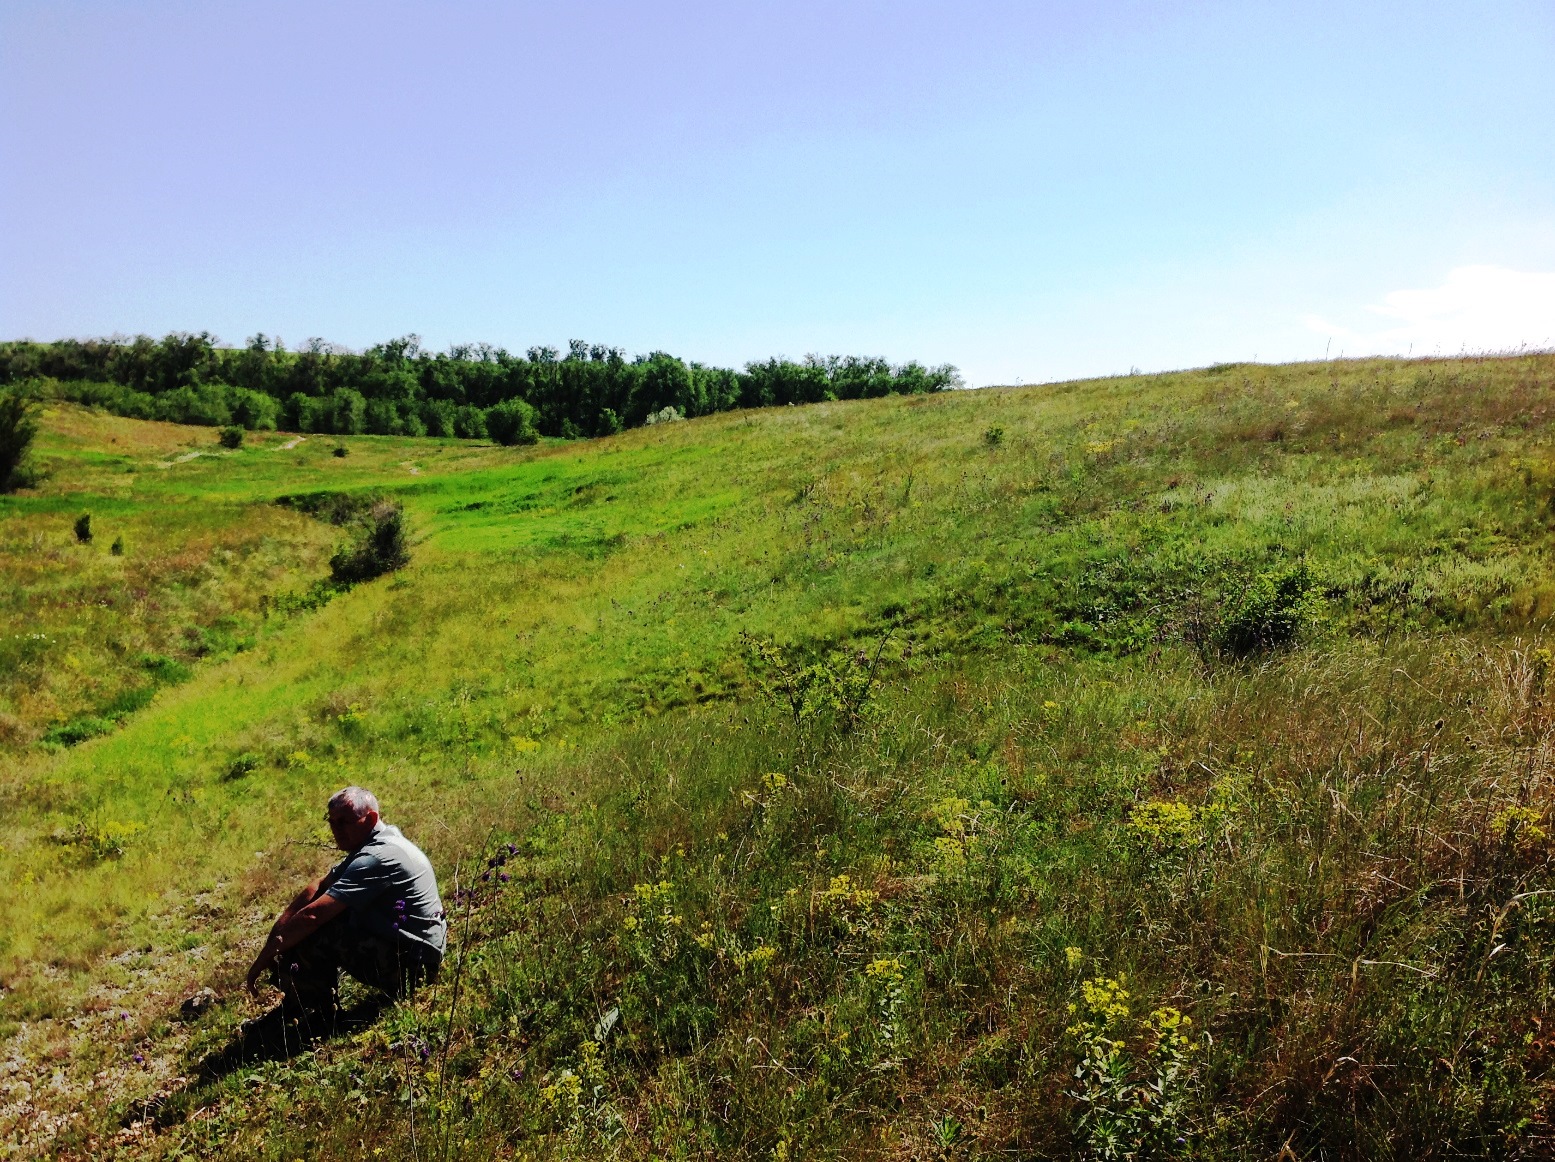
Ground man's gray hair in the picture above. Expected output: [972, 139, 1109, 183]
[328, 785, 380, 820]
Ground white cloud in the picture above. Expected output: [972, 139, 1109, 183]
[1304, 265, 1555, 356]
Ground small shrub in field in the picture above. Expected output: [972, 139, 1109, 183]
[984, 425, 1004, 447]
[330, 500, 410, 585]
[110, 535, 124, 556]
[218, 425, 244, 449]
[643, 405, 684, 426]
[485, 397, 539, 446]
[0, 390, 39, 491]
[42, 715, 114, 747]
[1127, 800, 1203, 852]
[140, 653, 192, 685]
[332, 445, 348, 458]
[742, 632, 889, 735]
[74, 513, 92, 543]
[264, 578, 340, 616]
[1209, 565, 1321, 657]
[538, 1039, 620, 1142]
[222, 751, 261, 781]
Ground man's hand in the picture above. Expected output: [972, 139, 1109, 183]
[245, 890, 348, 998]
[245, 948, 274, 997]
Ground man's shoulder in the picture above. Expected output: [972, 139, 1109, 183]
[328, 846, 385, 884]
[364, 824, 433, 868]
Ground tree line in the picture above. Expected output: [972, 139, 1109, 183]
[0, 333, 961, 445]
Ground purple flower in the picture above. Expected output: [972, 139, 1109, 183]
[481, 871, 491, 882]
[499, 872, 510, 883]
[132, 1053, 144, 1064]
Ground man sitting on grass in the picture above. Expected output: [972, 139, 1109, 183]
[245, 786, 446, 1029]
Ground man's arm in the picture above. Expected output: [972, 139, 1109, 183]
[245, 891, 348, 996]
[278, 877, 328, 924]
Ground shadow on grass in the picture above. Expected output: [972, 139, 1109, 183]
[125, 996, 391, 1130]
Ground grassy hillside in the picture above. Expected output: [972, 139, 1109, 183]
[4, 355, 1555, 1158]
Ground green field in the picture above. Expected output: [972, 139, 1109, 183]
[5, 355, 1555, 1158]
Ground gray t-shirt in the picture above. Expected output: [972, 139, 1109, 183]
[323, 823, 447, 955]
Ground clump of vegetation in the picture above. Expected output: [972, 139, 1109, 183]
[51, 819, 145, 862]
[274, 489, 377, 526]
[73, 513, 92, 543]
[218, 425, 244, 449]
[274, 489, 412, 586]
[1065, 975, 1201, 1159]
[643, 404, 684, 426]
[329, 500, 410, 585]
[222, 751, 262, 781]
[0, 388, 39, 491]
[484, 396, 539, 446]
[1209, 564, 1322, 657]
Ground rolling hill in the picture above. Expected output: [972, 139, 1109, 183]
[4, 354, 1555, 1158]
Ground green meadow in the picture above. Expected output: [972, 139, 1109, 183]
[5, 355, 1555, 1158]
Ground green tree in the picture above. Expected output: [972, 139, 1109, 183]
[0, 390, 39, 491]
[485, 397, 539, 445]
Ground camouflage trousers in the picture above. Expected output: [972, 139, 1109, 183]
[272, 919, 441, 1021]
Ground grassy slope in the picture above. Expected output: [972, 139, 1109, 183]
[4, 356, 1555, 1157]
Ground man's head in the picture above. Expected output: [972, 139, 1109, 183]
[326, 786, 381, 852]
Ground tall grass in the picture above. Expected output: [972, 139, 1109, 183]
[4, 354, 1555, 1157]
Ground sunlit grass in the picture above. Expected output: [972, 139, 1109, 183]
[5, 354, 1555, 1156]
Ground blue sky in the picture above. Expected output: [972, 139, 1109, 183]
[2, 1, 1552, 384]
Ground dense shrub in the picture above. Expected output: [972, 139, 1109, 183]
[0, 389, 38, 491]
[484, 397, 539, 446]
[218, 425, 244, 449]
[1212, 565, 1321, 656]
[329, 500, 411, 585]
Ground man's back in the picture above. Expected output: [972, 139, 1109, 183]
[323, 823, 447, 954]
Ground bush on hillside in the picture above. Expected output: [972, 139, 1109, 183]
[485, 397, 539, 446]
[330, 500, 411, 585]
[0, 389, 39, 492]
[1207, 565, 1322, 657]
[218, 425, 244, 449]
